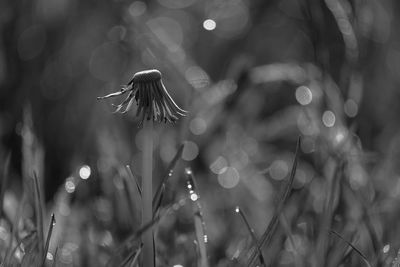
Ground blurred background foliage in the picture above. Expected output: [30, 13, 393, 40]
[1, 0, 400, 266]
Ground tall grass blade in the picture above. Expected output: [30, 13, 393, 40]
[33, 173, 45, 263]
[0, 153, 11, 219]
[329, 229, 372, 267]
[126, 165, 142, 196]
[52, 247, 58, 267]
[247, 136, 300, 267]
[185, 168, 209, 267]
[129, 244, 142, 267]
[153, 143, 184, 216]
[107, 198, 186, 267]
[235, 206, 265, 266]
[118, 244, 143, 267]
[41, 213, 56, 267]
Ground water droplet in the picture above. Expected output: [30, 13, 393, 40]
[190, 193, 199, 201]
[79, 165, 91, 180]
[203, 19, 216, 31]
[235, 206, 240, 213]
[383, 244, 390, 253]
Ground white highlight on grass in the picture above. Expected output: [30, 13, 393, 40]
[218, 167, 240, 189]
[79, 165, 91, 179]
[47, 252, 54, 261]
[295, 86, 312, 105]
[190, 193, 199, 201]
[322, 110, 336, 127]
[383, 244, 390, 253]
[173, 265, 184, 267]
[203, 19, 216, 31]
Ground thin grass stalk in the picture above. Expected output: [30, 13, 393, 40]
[41, 213, 56, 267]
[316, 159, 341, 266]
[247, 136, 300, 267]
[122, 176, 138, 226]
[152, 143, 184, 216]
[129, 244, 143, 267]
[118, 244, 142, 267]
[107, 198, 186, 267]
[52, 247, 58, 267]
[142, 119, 154, 267]
[33, 173, 44, 262]
[185, 168, 209, 267]
[235, 207, 265, 266]
[0, 153, 11, 219]
[126, 165, 142, 196]
[329, 229, 372, 267]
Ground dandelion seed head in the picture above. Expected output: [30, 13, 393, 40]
[97, 69, 186, 126]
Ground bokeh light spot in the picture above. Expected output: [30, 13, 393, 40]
[210, 156, 228, 174]
[344, 99, 358, 117]
[322, 111, 335, 127]
[190, 117, 207, 135]
[203, 19, 216, 31]
[129, 1, 146, 17]
[295, 86, 312, 105]
[269, 160, 289, 180]
[65, 177, 76, 194]
[218, 167, 240, 189]
[182, 141, 199, 161]
[79, 165, 91, 179]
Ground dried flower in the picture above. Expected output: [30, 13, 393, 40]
[98, 69, 187, 126]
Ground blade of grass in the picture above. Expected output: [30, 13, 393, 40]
[247, 136, 300, 267]
[118, 243, 143, 267]
[41, 213, 56, 267]
[107, 198, 187, 267]
[235, 206, 265, 266]
[122, 175, 139, 226]
[52, 247, 58, 267]
[0, 153, 11, 219]
[185, 168, 209, 267]
[153, 143, 184, 216]
[33, 173, 44, 262]
[329, 229, 372, 267]
[126, 165, 142, 196]
[129, 244, 142, 267]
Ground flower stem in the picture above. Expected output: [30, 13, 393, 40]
[142, 119, 154, 267]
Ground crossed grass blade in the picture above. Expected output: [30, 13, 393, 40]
[247, 136, 300, 267]
[329, 229, 372, 267]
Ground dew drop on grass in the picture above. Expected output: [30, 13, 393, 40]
[383, 244, 390, 253]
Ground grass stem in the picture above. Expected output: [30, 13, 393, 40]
[142, 119, 154, 267]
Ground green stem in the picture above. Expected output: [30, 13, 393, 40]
[142, 119, 154, 267]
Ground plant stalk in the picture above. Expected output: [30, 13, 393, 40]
[142, 119, 154, 267]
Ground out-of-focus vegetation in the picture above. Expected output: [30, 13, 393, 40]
[1, 0, 400, 266]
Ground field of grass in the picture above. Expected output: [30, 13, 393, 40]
[1, 0, 400, 266]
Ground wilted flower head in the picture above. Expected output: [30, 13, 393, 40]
[98, 69, 187, 126]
